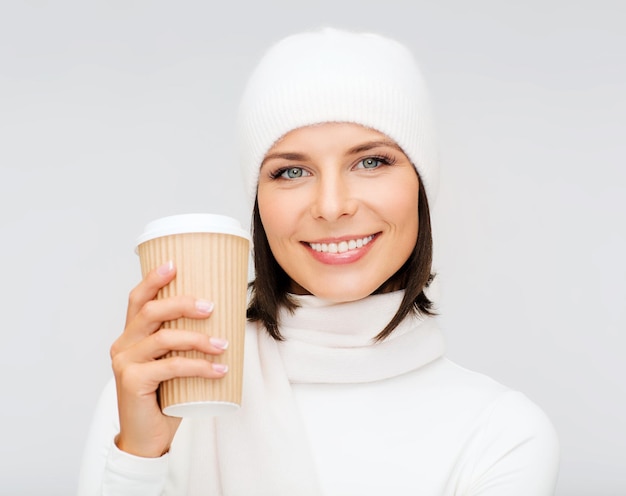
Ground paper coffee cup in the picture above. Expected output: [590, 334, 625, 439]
[136, 213, 250, 417]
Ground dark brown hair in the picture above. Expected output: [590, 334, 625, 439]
[246, 175, 435, 341]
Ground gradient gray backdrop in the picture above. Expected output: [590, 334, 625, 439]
[1, 1, 624, 494]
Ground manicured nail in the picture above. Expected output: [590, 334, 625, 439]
[195, 299, 214, 314]
[157, 261, 174, 276]
[212, 363, 228, 374]
[210, 337, 229, 350]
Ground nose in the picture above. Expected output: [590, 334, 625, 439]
[309, 173, 358, 222]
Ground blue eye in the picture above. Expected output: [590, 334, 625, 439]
[280, 167, 305, 179]
[359, 158, 383, 169]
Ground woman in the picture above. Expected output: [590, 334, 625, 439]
[78, 28, 559, 495]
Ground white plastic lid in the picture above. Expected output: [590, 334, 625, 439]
[136, 213, 250, 248]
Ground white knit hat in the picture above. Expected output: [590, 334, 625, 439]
[238, 27, 439, 203]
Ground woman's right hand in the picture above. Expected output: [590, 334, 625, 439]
[110, 261, 229, 458]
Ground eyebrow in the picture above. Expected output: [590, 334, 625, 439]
[347, 140, 404, 155]
[261, 152, 309, 168]
[260, 139, 404, 168]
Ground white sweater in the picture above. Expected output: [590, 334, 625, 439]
[78, 292, 559, 495]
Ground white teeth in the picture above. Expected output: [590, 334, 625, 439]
[308, 235, 374, 253]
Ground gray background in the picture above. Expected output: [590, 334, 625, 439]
[1, 0, 624, 494]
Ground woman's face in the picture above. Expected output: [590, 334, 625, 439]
[257, 122, 419, 303]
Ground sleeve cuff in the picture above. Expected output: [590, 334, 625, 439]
[103, 439, 170, 494]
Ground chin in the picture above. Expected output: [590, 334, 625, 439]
[297, 282, 378, 303]
[318, 293, 369, 304]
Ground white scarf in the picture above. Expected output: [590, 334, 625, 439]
[168, 291, 445, 495]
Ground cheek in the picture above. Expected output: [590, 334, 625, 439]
[372, 178, 419, 227]
[398, 194, 420, 233]
[258, 198, 276, 239]
[258, 185, 279, 227]
[391, 204, 419, 263]
[379, 180, 420, 260]
[257, 188, 300, 246]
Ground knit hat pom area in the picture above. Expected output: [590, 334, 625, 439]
[238, 27, 440, 204]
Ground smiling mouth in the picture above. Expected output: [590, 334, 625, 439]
[307, 234, 376, 254]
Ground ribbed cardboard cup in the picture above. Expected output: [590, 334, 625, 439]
[136, 214, 250, 417]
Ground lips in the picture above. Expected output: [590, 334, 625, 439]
[302, 233, 379, 265]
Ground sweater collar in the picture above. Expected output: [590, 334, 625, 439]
[275, 291, 445, 384]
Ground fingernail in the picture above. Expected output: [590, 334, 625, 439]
[195, 299, 214, 314]
[210, 337, 229, 350]
[212, 363, 228, 374]
[157, 261, 174, 276]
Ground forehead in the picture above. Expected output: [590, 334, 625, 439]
[267, 122, 398, 154]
